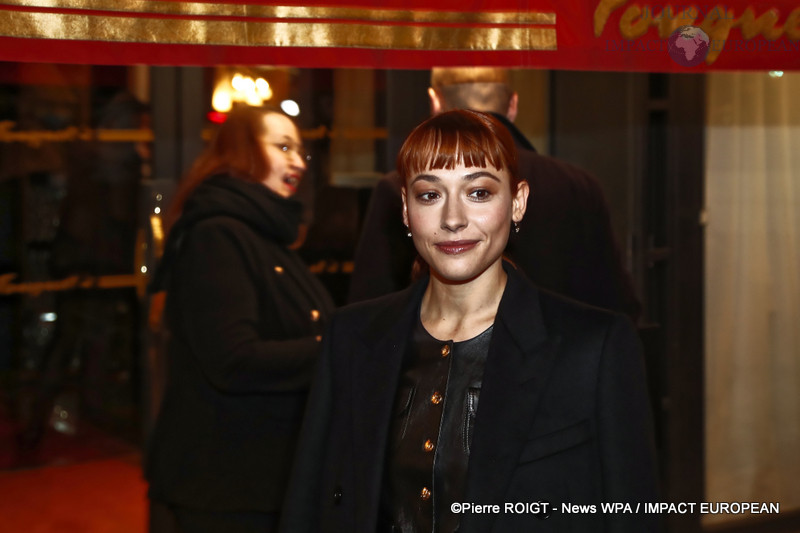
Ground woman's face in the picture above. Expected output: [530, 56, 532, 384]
[402, 163, 528, 283]
[260, 113, 307, 197]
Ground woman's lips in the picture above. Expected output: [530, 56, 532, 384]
[434, 240, 479, 255]
[283, 175, 300, 193]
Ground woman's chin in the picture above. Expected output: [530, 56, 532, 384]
[263, 182, 292, 198]
[429, 262, 498, 285]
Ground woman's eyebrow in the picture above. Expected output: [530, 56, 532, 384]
[410, 174, 440, 185]
[463, 171, 500, 182]
[410, 170, 500, 185]
[268, 134, 296, 143]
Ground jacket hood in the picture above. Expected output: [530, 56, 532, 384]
[176, 174, 302, 245]
[150, 174, 302, 292]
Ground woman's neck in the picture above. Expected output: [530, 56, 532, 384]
[420, 261, 507, 342]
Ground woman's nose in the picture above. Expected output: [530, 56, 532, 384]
[441, 198, 467, 232]
[290, 150, 307, 171]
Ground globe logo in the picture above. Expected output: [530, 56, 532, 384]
[668, 25, 710, 67]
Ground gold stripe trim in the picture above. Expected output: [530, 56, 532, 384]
[0, 272, 143, 296]
[1, 1, 556, 25]
[0, 122, 154, 146]
[0, 125, 391, 145]
[0, 11, 557, 51]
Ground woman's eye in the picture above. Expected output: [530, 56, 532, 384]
[417, 191, 440, 203]
[469, 189, 492, 201]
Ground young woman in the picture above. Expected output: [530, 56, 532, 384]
[281, 109, 659, 532]
[146, 106, 334, 533]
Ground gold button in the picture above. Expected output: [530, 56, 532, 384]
[274, 266, 284, 274]
[420, 487, 431, 500]
[423, 439, 434, 452]
[441, 344, 450, 357]
[430, 392, 442, 405]
[310, 309, 320, 322]
[315, 335, 322, 342]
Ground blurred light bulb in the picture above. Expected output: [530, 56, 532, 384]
[231, 74, 245, 91]
[242, 77, 256, 93]
[212, 86, 233, 112]
[256, 78, 273, 100]
[768, 71, 784, 78]
[281, 99, 300, 117]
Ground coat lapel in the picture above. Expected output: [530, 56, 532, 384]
[350, 279, 428, 529]
[461, 265, 562, 532]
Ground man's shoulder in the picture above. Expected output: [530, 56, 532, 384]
[504, 266, 627, 341]
[364, 171, 404, 206]
[521, 149, 598, 187]
[518, 150, 608, 207]
[376, 171, 404, 193]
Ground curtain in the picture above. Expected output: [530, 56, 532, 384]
[705, 72, 800, 524]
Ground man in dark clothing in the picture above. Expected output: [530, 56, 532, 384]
[347, 67, 641, 322]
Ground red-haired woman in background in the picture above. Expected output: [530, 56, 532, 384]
[146, 106, 333, 533]
[281, 110, 660, 533]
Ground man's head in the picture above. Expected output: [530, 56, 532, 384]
[428, 67, 518, 121]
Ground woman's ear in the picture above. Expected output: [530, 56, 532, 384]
[512, 181, 530, 223]
[401, 187, 410, 228]
[428, 87, 443, 115]
[506, 92, 519, 122]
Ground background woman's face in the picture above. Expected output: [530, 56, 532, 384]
[402, 163, 528, 283]
[260, 113, 307, 197]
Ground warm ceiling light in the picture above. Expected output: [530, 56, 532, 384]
[212, 85, 233, 112]
[231, 73, 245, 91]
[255, 78, 273, 100]
[242, 76, 256, 93]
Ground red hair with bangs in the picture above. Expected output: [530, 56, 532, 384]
[397, 109, 520, 190]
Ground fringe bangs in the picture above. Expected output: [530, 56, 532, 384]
[397, 110, 518, 188]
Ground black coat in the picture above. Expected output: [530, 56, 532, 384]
[282, 264, 660, 532]
[347, 115, 641, 321]
[146, 175, 334, 513]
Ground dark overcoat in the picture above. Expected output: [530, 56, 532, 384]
[146, 175, 334, 513]
[281, 264, 660, 532]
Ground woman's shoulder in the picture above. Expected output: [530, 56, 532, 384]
[338, 288, 413, 320]
[189, 213, 260, 235]
[180, 217, 279, 256]
[329, 282, 423, 336]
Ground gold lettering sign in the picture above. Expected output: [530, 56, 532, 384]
[594, 0, 800, 64]
[786, 8, 800, 39]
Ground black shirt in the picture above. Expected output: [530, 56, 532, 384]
[380, 317, 494, 532]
